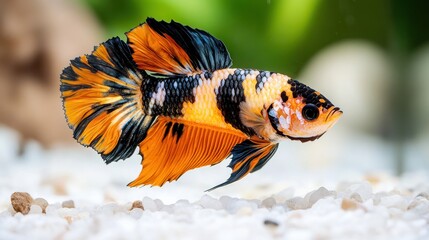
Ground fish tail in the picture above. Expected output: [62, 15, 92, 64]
[60, 37, 155, 163]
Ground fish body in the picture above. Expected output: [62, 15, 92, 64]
[60, 18, 342, 189]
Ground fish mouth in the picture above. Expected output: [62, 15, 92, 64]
[325, 107, 342, 121]
[286, 132, 325, 143]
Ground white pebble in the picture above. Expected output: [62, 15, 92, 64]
[129, 208, 144, 219]
[380, 195, 408, 210]
[306, 187, 336, 207]
[196, 195, 223, 210]
[142, 197, 157, 211]
[29, 204, 43, 214]
[45, 203, 61, 215]
[285, 197, 308, 210]
[261, 197, 277, 209]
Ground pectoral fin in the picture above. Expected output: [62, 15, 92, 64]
[207, 137, 278, 191]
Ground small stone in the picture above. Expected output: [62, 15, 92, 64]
[349, 182, 372, 201]
[11, 192, 33, 215]
[29, 204, 43, 214]
[350, 193, 363, 203]
[285, 196, 308, 210]
[416, 192, 429, 200]
[129, 208, 144, 219]
[261, 197, 277, 209]
[264, 219, 279, 227]
[45, 203, 61, 215]
[379, 195, 406, 209]
[131, 200, 144, 210]
[407, 196, 429, 210]
[62, 200, 75, 208]
[33, 198, 49, 213]
[197, 195, 223, 210]
[341, 198, 359, 211]
[142, 197, 158, 211]
[307, 187, 335, 206]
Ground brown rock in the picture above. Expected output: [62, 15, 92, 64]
[131, 200, 144, 210]
[11, 192, 33, 215]
[0, 0, 102, 148]
[33, 198, 49, 213]
[62, 200, 75, 208]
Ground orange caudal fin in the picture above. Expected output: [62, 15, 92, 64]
[126, 18, 232, 76]
[207, 137, 279, 191]
[128, 117, 247, 187]
[60, 37, 155, 163]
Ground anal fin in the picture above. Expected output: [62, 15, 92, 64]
[207, 137, 279, 191]
[128, 117, 247, 187]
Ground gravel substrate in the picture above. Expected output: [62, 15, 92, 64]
[0, 128, 428, 240]
[1, 175, 429, 240]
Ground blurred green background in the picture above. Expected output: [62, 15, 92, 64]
[81, 0, 428, 75]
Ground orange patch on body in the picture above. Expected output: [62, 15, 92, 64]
[242, 73, 291, 112]
[181, 69, 241, 133]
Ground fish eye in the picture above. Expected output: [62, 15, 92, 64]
[302, 104, 319, 121]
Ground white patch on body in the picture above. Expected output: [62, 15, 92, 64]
[152, 82, 166, 106]
[279, 115, 289, 130]
[268, 108, 277, 118]
[295, 109, 305, 125]
[272, 100, 282, 111]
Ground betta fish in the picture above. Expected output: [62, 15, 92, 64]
[60, 18, 342, 190]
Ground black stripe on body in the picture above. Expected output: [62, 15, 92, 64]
[141, 74, 200, 117]
[288, 79, 333, 109]
[216, 69, 255, 136]
[267, 103, 287, 137]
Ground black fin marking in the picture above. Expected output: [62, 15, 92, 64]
[60, 37, 155, 164]
[207, 139, 279, 191]
[146, 18, 232, 72]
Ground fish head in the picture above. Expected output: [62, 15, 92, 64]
[264, 79, 342, 142]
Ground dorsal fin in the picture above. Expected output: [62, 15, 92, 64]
[126, 18, 232, 77]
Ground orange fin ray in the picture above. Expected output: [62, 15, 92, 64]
[126, 18, 232, 77]
[128, 117, 247, 187]
[207, 137, 279, 191]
